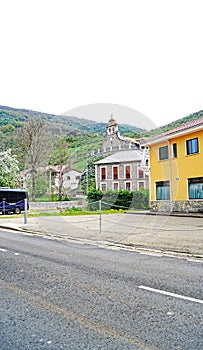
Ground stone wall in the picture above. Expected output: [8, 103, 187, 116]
[150, 200, 203, 213]
[30, 198, 87, 211]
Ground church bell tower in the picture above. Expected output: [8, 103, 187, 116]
[106, 115, 119, 135]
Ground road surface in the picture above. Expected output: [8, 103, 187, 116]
[0, 228, 202, 349]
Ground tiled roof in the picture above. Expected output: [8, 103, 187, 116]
[94, 150, 143, 164]
[147, 116, 203, 144]
[163, 116, 203, 137]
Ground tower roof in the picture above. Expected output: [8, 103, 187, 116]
[106, 115, 118, 128]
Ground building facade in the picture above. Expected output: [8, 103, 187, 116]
[147, 117, 203, 212]
[90, 115, 141, 158]
[94, 150, 149, 192]
[102, 115, 140, 152]
[20, 166, 82, 195]
[55, 168, 82, 193]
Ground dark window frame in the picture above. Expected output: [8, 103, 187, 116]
[138, 169, 144, 178]
[125, 181, 131, 191]
[186, 137, 199, 155]
[156, 181, 170, 200]
[113, 166, 118, 180]
[172, 143, 177, 158]
[159, 146, 169, 161]
[101, 167, 106, 180]
[125, 165, 131, 179]
[113, 182, 119, 191]
[101, 183, 107, 192]
[188, 177, 203, 199]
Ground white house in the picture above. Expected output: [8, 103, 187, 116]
[55, 168, 82, 193]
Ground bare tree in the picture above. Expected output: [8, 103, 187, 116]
[17, 118, 53, 201]
[54, 136, 72, 201]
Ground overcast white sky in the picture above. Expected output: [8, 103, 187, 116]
[0, 0, 202, 128]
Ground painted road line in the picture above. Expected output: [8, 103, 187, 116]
[22, 232, 34, 236]
[139, 285, 203, 304]
[139, 252, 163, 257]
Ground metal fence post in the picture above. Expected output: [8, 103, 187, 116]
[24, 198, 28, 224]
[3, 199, 5, 215]
[99, 199, 102, 240]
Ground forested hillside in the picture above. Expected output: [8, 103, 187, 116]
[0, 105, 144, 135]
[143, 110, 203, 137]
[0, 105, 144, 172]
[0, 105, 202, 172]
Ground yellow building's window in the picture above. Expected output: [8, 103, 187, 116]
[156, 181, 170, 200]
[172, 143, 177, 158]
[186, 138, 199, 155]
[159, 146, 168, 160]
[188, 177, 203, 199]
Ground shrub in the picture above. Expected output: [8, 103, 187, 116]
[131, 189, 149, 209]
[87, 188, 149, 211]
[114, 190, 133, 210]
[87, 188, 103, 211]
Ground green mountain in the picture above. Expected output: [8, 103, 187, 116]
[0, 105, 144, 135]
[143, 110, 203, 137]
[1, 105, 202, 172]
[0, 105, 145, 172]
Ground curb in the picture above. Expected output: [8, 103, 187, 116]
[1, 224, 202, 261]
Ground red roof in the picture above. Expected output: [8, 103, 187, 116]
[147, 116, 203, 144]
[163, 117, 203, 137]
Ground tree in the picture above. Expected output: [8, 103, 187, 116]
[80, 157, 102, 194]
[0, 149, 19, 188]
[27, 170, 50, 199]
[16, 118, 53, 201]
[52, 136, 72, 201]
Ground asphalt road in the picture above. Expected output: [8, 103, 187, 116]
[0, 229, 202, 350]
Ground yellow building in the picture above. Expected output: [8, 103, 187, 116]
[147, 117, 203, 212]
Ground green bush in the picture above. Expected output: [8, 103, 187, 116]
[131, 189, 149, 209]
[87, 189, 149, 211]
[87, 188, 103, 211]
[101, 190, 119, 210]
[114, 190, 133, 210]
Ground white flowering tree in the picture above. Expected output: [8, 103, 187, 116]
[0, 150, 19, 188]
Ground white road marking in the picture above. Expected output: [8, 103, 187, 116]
[139, 285, 203, 304]
[139, 252, 163, 257]
[0, 248, 20, 256]
[186, 258, 203, 263]
[105, 246, 120, 250]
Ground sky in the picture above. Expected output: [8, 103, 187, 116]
[0, 0, 202, 129]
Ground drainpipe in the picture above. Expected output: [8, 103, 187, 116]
[168, 140, 173, 213]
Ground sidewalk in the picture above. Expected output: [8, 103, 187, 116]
[0, 213, 203, 259]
